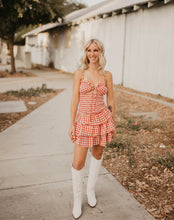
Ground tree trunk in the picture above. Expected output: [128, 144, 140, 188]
[8, 35, 16, 73]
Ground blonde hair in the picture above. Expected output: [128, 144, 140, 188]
[80, 38, 106, 72]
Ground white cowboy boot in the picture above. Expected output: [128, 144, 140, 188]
[71, 166, 83, 219]
[87, 155, 103, 207]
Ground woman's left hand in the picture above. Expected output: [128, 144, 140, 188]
[68, 125, 75, 140]
[112, 130, 116, 139]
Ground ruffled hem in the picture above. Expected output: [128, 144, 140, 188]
[75, 117, 115, 137]
[72, 132, 113, 148]
[72, 106, 115, 147]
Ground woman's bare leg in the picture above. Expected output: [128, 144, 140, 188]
[91, 145, 104, 160]
[73, 144, 88, 170]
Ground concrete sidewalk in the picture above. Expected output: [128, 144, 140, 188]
[0, 66, 154, 219]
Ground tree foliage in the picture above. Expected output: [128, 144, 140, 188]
[0, 0, 86, 72]
[63, 0, 86, 15]
[0, 0, 86, 41]
[0, 0, 66, 40]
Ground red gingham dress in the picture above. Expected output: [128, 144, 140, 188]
[72, 73, 115, 148]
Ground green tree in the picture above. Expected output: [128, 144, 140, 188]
[0, 0, 86, 73]
[63, 0, 86, 14]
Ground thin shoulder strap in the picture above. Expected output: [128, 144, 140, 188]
[79, 69, 85, 80]
[103, 71, 107, 82]
[84, 71, 87, 80]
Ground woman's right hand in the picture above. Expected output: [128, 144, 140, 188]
[68, 125, 75, 140]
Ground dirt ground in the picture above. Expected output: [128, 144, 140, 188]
[0, 73, 173, 219]
[103, 86, 174, 220]
[0, 70, 36, 78]
[0, 89, 64, 132]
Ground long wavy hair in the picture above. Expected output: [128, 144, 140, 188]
[80, 38, 106, 72]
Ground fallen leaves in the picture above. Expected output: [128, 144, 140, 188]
[103, 86, 174, 220]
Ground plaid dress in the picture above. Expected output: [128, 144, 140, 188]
[72, 75, 115, 148]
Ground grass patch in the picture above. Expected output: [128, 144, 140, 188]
[106, 135, 132, 151]
[116, 111, 164, 133]
[4, 84, 56, 98]
[153, 152, 174, 172]
[106, 135, 136, 166]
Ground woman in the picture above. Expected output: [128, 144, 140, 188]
[68, 38, 116, 219]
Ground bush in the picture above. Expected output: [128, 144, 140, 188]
[153, 152, 174, 171]
[4, 84, 56, 97]
[116, 111, 164, 133]
[106, 135, 135, 166]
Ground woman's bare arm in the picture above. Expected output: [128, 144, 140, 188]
[68, 69, 83, 139]
[70, 69, 82, 126]
[105, 71, 115, 121]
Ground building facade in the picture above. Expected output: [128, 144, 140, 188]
[24, 0, 174, 99]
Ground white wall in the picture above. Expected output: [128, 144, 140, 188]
[53, 16, 125, 84]
[53, 3, 174, 99]
[14, 46, 25, 60]
[53, 26, 83, 72]
[26, 33, 50, 66]
[27, 3, 174, 99]
[123, 4, 174, 98]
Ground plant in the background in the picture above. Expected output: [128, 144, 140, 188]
[4, 84, 56, 97]
[153, 152, 174, 172]
[106, 135, 136, 166]
[0, 0, 86, 73]
[14, 24, 38, 45]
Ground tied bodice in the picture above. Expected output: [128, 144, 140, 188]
[79, 72, 108, 114]
[79, 71, 107, 96]
[80, 80, 107, 96]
